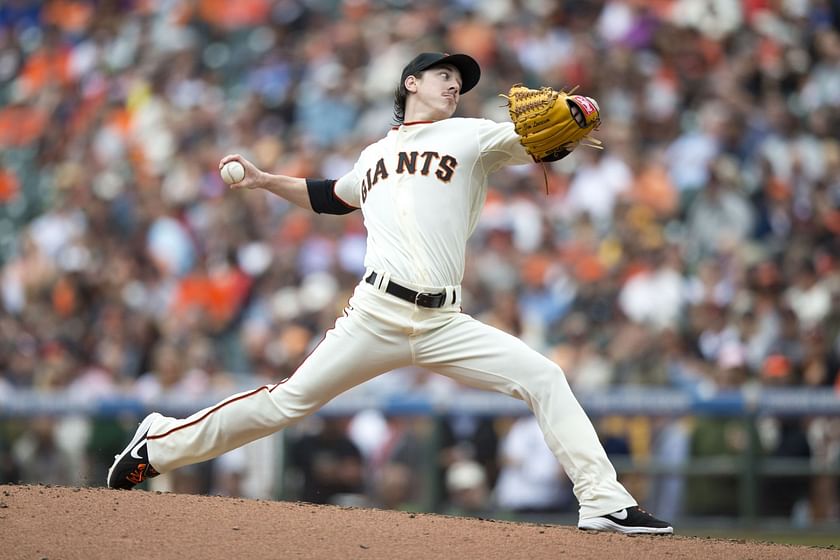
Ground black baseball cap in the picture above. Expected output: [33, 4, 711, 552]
[400, 52, 481, 94]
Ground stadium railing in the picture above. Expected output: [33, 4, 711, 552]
[2, 385, 839, 525]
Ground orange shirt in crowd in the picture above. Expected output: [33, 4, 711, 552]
[19, 46, 73, 94]
[197, 0, 271, 30]
[42, 0, 94, 34]
[0, 105, 49, 147]
[171, 268, 252, 325]
[0, 168, 20, 202]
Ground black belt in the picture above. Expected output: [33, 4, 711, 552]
[365, 272, 449, 308]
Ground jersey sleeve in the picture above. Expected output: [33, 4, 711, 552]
[333, 166, 362, 209]
[477, 120, 534, 172]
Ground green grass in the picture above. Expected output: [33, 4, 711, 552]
[678, 528, 840, 548]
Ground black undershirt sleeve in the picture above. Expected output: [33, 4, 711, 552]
[306, 178, 358, 215]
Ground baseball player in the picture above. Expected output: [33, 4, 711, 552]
[108, 52, 672, 535]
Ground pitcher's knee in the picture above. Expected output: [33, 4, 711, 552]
[520, 363, 573, 398]
[534, 361, 569, 384]
[269, 386, 325, 422]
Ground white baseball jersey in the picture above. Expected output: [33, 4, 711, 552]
[334, 118, 532, 288]
[133, 116, 639, 522]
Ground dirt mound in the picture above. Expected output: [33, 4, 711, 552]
[1, 484, 838, 559]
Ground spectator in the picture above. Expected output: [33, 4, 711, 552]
[494, 416, 572, 514]
[758, 354, 813, 519]
[445, 459, 490, 516]
[370, 416, 430, 512]
[617, 245, 684, 331]
[287, 416, 365, 506]
[685, 156, 755, 259]
[784, 260, 832, 331]
[11, 416, 73, 486]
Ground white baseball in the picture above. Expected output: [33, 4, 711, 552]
[221, 161, 246, 185]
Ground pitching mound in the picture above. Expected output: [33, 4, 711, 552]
[1, 484, 838, 559]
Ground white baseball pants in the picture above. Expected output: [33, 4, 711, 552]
[145, 277, 636, 518]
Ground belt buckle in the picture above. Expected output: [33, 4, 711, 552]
[415, 291, 444, 308]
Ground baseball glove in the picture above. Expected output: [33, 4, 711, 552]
[502, 84, 602, 162]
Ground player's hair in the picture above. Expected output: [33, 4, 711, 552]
[392, 69, 427, 125]
[393, 83, 407, 124]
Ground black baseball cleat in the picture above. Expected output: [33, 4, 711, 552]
[107, 413, 163, 490]
[578, 506, 673, 535]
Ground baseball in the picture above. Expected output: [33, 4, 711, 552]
[221, 161, 246, 185]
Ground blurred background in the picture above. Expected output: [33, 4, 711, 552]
[1, 0, 839, 545]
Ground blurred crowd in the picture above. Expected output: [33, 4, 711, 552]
[1, 0, 840, 523]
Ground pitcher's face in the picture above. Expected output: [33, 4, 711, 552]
[406, 64, 462, 120]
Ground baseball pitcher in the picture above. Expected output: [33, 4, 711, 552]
[108, 52, 673, 535]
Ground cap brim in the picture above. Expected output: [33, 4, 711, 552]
[424, 53, 481, 94]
